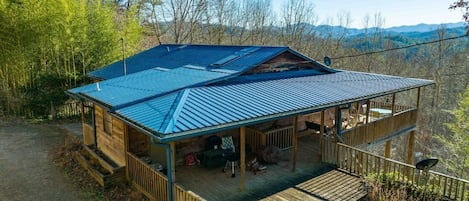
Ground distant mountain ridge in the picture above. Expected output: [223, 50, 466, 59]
[312, 22, 467, 38]
[384, 22, 466, 33]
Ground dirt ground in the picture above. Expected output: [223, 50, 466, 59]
[0, 119, 88, 201]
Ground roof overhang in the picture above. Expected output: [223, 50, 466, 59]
[115, 79, 432, 143]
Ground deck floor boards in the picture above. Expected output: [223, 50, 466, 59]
[175, 133, 367, 201]
[262, 170, 367, 201]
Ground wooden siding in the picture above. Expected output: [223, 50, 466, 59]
[128, 126, 150, 156]
[94, 105, 126, 166]
[243, 52, 315, 74]
[82, 123, 94, 145]
[322, 141, 469, 201]
[342, 109, 417, 147]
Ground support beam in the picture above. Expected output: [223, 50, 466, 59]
[416, 87, 421, 108]
[336, 107, 343, 142]
[391, 93, 396, 115]
[292, 116, 298, 172]
[80, 101, 85, 125]
[240, 126, 246, 191]
[355, 102, 360, 120]
[92, 104, 97, 149]
[320, 110, 325, 159]
[365, 100, 370, 124]
[406, 131, 415, 164]
[124, 125, 129, 181]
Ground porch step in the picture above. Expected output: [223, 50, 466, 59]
[74, 145, 125, 189]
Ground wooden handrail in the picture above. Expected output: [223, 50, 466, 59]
[322, 141, 469, 201]
[342, 109, 417, 147]
[126, 152, 205, 201]
[264, 126, 294, 135]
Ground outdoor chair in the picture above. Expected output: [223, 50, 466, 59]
[221, 136, 239, 177]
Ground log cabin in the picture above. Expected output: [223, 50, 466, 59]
[66, 44, 468, 201]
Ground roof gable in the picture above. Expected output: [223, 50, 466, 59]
[88, 44, 310, 80]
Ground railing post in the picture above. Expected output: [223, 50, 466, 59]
[384, 140, 391, 173]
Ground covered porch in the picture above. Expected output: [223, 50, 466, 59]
[123, 88, 423, 201]
[175, 133, 329, 201]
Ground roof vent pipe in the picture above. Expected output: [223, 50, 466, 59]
[96, 82, 101, 91]
[121, 38, 127, 76]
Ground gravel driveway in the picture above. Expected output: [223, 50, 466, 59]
[0, 120, 87, 201]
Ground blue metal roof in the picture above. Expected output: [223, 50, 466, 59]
[69, 66, 232, 109]
[89, 44, 303, 80]
[114, 71, 432, 141]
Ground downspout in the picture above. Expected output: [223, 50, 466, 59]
[151, 139, 174, 201]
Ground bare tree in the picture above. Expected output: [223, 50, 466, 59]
[279, 0, 317, 50]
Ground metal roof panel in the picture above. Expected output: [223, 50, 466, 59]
[115, 71, 432, 137]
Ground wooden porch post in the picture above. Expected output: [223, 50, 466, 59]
[124, 125, 129, 181]
[80, 101, 85, 125]
[320, 110, 325, 159]
[355, 102, 360, 121]
[391, 93, 396, 115]
[335, 107, 339, 136]
[406, 131, 415, 164]
[416, 87, 421, 108]
[240, 126, 246, 191]
[336, 107, 342, 141]
[292, 116, 298, 172]
[365, 100, 370, 124]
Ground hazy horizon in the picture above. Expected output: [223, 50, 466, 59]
[272, 0, 465, 28]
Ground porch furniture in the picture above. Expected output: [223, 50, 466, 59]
[305, 121, 331, 135]
[222, 152, 239, 177]
[200, 149, 225, 169]
[221, 136, 239, 177]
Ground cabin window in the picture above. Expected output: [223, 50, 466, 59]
[103, 112, 112, 135]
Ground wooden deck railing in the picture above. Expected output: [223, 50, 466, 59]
[342, 109, 417, 147]
[127, 152, 169, 201]
[370, 101, 414, 114]
[174, 184, 206, 201]
[246, 126, 294, 151]
[321, 141, 469, 200]
[126, 152, 205, 201]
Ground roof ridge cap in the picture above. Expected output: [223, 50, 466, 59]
[161, 89, 191, 134]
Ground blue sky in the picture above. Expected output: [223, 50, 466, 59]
[272, 0, 464, 28]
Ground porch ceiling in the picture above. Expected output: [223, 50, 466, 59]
[114, 71, 433, 142]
